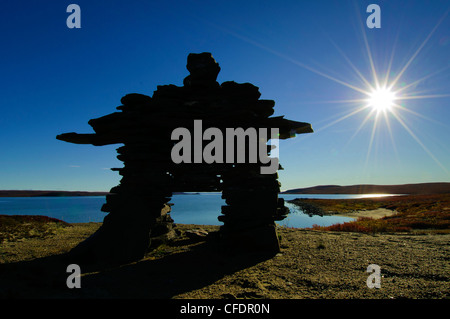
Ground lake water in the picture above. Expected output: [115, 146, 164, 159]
[0, 193, 388, 228]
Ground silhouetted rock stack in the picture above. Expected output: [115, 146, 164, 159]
[57, 52, 313, 264]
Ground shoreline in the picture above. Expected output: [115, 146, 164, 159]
[1, 193, 449, 298]
[0, 190, 109, 197]
[281, 182, 450, 195]
[325, 208, 397, 219]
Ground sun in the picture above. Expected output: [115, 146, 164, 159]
[367, 87, 396, 112]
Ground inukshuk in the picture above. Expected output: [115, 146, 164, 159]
[57, 53, 313, 264]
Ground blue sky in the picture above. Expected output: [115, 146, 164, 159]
[1, 0, 449, 191]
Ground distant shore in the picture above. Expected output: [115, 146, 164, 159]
[3, 182, 449, 198]
[281, 182, 450, 195]
[0, 191, 207, 197]
[0, 190, 109, 197]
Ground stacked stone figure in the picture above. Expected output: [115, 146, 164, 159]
[57, 52, 313, 264]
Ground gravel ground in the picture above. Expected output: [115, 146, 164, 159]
[0, 223, 448, 299]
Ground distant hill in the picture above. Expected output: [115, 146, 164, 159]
[0, 190, 109, 197]
[3, 182, 450, 197]
[281, 182, 450, 195]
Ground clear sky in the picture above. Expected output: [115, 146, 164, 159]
[1, 0, 449, 192]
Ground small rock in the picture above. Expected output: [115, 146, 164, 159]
[185, 229, 209, 241]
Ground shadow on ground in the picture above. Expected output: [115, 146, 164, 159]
[0, 236, 276, 299]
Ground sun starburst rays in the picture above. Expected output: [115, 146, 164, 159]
[317, 73, 449, 173]
[304, 10, 450, 174]
[207, 7, 449, 173]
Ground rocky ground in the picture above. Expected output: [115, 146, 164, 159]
[0, 220, 448, 299]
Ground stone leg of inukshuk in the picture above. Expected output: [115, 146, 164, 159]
[112, 143, 176, 248]
[69, 146, 175, 265]
[219, 164, 278, 253]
